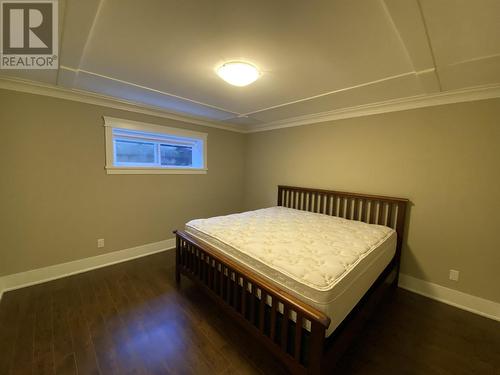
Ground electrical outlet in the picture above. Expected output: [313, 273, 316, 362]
[449, 269, 459, 281]
[97, 238, 105, 248]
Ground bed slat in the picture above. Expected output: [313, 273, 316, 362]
[259, 291, 266, 332]
[281, 305, 290, 352]
[378, 202, 386, 225]
[250, 285, 256, 324]
[295, 313, 303, 361]
[370, 201, 378, 224]
[270, 298, 277, 341]
[353, 199, 360, 220]
[346, 198, 353, 219]
[219, 263, 224, 297]
[226, 270, 232, 305]
[241, 278, 247, 317]
[387, 204, 394, 227]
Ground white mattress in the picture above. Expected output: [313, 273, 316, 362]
[185, 206, 396, 336]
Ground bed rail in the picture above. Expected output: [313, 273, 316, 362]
[175, 230, 330, 374]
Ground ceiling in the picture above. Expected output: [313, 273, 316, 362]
[2, 0, 500, 131]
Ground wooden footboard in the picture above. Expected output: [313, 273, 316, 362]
[175, 230, 331, 374]
[175, 185, 408, 374]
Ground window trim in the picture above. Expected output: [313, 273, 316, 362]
[103, 116, 208, 174]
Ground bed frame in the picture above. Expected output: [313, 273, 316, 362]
[174, 185, 408, 374]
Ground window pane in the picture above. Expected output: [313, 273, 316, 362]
[160, 144, 192, 166]
[115, 139, 155, 163]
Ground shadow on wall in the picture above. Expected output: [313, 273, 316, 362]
[399, 203, 427, 281]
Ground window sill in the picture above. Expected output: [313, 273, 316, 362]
[105, 167, 207, 175]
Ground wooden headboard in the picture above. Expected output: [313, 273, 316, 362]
[277, 185, 409, 257]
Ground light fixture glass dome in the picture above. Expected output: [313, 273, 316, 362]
[216, 61, 260, 87]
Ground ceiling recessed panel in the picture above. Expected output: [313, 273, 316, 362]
[78, 0, 414, 114]
[250, 73, 424, 123]
[420, 0, 500, 67]
[73, 70, 238, 121]
[438, 55, 500, 91]
[421, 0, 500, 91]
[383, 0, 435, 71]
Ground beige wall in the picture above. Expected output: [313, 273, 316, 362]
[1, 89, 499, 304]
[0, 89, 245, 276]
[244, 99, 500, 303]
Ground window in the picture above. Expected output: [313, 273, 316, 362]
[104, 117, 207, 174]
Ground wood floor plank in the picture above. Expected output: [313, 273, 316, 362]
[65, 276, 101, 375]
[54, 353, 77, 375]
[124, 267, 193, 374]
[10, 286, 37, 375]
[52, 278, 77, 375]
[0, 289, 29, 374]
[101, 265, 150, 375]
[33, 283, 55, 375]
[77, 272, 121, 375]
[1, 250, 498, 375]
[88, 269, 139, 375]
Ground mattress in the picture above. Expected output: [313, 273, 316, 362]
[185, 206, 396, 336]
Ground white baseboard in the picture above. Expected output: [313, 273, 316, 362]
[398, 274, 500, 322]
[2, 249, 498, 324]
[0, 278, 4, 302]
[0, 238, 175, 300]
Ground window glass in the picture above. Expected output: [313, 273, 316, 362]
[160, 144, 193, 166]
[115, 139, 156, 164]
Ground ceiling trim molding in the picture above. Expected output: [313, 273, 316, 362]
[0, 76, 246, 133]
[240, 71, 417, 116]
[415, 0, 442, 91]
[76, 0, 104, 69]
[60, 66, 241, 116]
[381, 0, 441, 93]
[1, 76, 499, 135]
[247, 83, 500, 133]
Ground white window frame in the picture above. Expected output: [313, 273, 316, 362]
[103, 116, 208, 174]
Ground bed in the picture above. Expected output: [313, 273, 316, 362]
[174, 186, 408, 374]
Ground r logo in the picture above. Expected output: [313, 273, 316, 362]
[2, 2, 52, 53]
[1, 0, 58, 68]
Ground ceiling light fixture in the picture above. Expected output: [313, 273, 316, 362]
[216, 61, 260, 87]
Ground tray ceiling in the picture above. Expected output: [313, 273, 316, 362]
[2, 0, 499, 131]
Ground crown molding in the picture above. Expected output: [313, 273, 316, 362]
[2, 76, 500, 135]
[0, 76, 246, 133]
[247, 83, 500, 133]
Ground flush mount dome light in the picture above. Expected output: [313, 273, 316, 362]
[216, 61, 260, 87]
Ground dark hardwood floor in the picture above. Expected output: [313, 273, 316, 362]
[0, 251, 498, 375]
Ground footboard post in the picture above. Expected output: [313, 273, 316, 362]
[308, 322, 326, 374]
[392, 201, 407, 288]
[174, 231, 181, 284]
